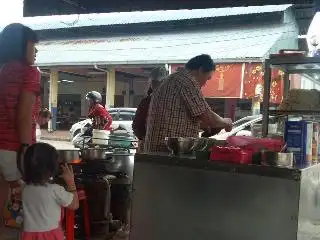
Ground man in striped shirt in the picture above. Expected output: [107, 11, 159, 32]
[144, 54, 233, 152]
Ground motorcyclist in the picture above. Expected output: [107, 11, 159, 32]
[86, 91, 113, 130]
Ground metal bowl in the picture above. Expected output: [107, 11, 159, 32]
[57, 149, 81, 163]
[165, 137, 202, 154]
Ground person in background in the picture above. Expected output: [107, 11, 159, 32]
[86, 91, 113, 130]
[36, 108, 52, 142]
[132, 67, 168, 152]
[0, 23, 40, 238]
[21, 143, 79, 240]
[144, 54, 233, 152]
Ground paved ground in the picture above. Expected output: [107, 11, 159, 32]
[39, 139, 76, 150]
[40, 130, 70, 141]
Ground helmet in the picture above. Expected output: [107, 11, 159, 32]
[86, 91, 102, 103]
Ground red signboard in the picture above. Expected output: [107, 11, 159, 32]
[171, 63, 242, 98]
[243, 63, 284, 104]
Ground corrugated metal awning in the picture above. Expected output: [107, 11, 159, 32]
[35, 23, 297, 66]
[12, 5, 292, 31]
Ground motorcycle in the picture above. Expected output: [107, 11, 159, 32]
[72, 123, 93, 148]
[72, 123, 138, 149]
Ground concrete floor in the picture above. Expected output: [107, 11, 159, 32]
[39, 139, 77, 150]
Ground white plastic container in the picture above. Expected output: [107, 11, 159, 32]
[92, 129, 110, 145]
[268, 124, 278, 134]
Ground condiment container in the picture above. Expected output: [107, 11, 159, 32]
[260, 151, 294, 168]
[285, 121, 313, 168]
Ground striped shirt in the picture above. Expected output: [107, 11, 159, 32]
[0, 62, 40, 151]
[144, 67, 211, 152]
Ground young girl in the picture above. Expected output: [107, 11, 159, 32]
[21, 143, 79, 240]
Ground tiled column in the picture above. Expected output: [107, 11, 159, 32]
[48, 70, 59, 132]
[106, 69, 115, 108]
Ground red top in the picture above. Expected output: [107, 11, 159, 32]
[0, 62, 40, 151]
[88, 103, 113, 130]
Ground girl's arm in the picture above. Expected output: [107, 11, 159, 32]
[61, 163, 79, 210]
[53, 184, 79, 210]
[65, 180, 79, 210]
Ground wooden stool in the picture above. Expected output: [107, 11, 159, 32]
[65, 190, 91, 240]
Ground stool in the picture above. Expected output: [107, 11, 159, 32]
[65, 190, 91, 240]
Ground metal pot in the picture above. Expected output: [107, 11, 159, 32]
[103, 149, 135, 181]
[57, 149, 81, 163]
[81, 148, 113, 160]
[260, 151, 294, 168]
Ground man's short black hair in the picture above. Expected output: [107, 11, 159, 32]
[0, 23, 38, 64]
[185, 54, 216, 73]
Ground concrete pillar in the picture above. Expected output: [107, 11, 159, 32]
[48, 70, 59, 132]
[224, 99, 236, 121]
[129, 78, 134, 107]
[252, 97, 261, 116]
[106, 69, 116, 108]
[166, 64, 172, 75]
[123, 81, 130, 107]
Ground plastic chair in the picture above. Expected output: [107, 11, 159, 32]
[64, 189, 91, 240]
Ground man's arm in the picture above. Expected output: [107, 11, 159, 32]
[200, 110, 232, 130]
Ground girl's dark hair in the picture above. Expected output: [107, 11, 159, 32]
[185, 54, 216, 73]
[23, 143, 59, 185]
[0, 23, 38, 64]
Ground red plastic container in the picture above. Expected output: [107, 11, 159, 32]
[209, 136, 285, 165]
[210, 146, 252, 164]
[226, 136, 284, 153]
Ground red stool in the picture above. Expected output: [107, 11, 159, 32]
[64, 190, 91, 240]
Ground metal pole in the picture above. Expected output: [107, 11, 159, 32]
[262, 59, 271, 137]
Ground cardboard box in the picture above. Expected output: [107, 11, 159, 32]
[313, 122, 319, 164]
[285, 121, 313, 167]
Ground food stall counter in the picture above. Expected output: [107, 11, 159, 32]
[130, 152, 320, 240]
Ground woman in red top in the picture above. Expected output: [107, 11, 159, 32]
[0, 23, 40, 234]
[86, 91, 113, 130]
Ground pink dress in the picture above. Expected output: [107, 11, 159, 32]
[21, 228, 64, 240]
[21, 208, 65, 240]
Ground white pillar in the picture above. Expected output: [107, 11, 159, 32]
[48, 70, 59, 132]
[106, 69, 115, 108]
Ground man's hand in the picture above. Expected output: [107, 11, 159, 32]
[223, 118, 233, 132]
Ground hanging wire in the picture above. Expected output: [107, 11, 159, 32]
[59, 0, 86, 27]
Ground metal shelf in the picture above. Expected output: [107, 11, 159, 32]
[268, 56, 320, 74]
[269, 56, 320, 66]
[262, 56, 320, 137]
[268, 110, 320, 116]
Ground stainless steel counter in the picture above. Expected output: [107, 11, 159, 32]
[129, 153, 320, 240]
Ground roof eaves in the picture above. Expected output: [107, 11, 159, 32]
[35, 58, 264, 67]
[2, 4, 292, 31]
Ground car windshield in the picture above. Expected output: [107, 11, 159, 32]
[233, 116, 258, 129]
[110, 111, 136, 121]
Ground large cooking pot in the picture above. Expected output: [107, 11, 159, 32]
[57, 149, 81, 163]
[80, 148, 134, 180]
[81, 148, 113, 160]
[104, 149, 135, 181]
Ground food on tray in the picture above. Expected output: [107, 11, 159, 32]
[278, 89, 320, 111]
